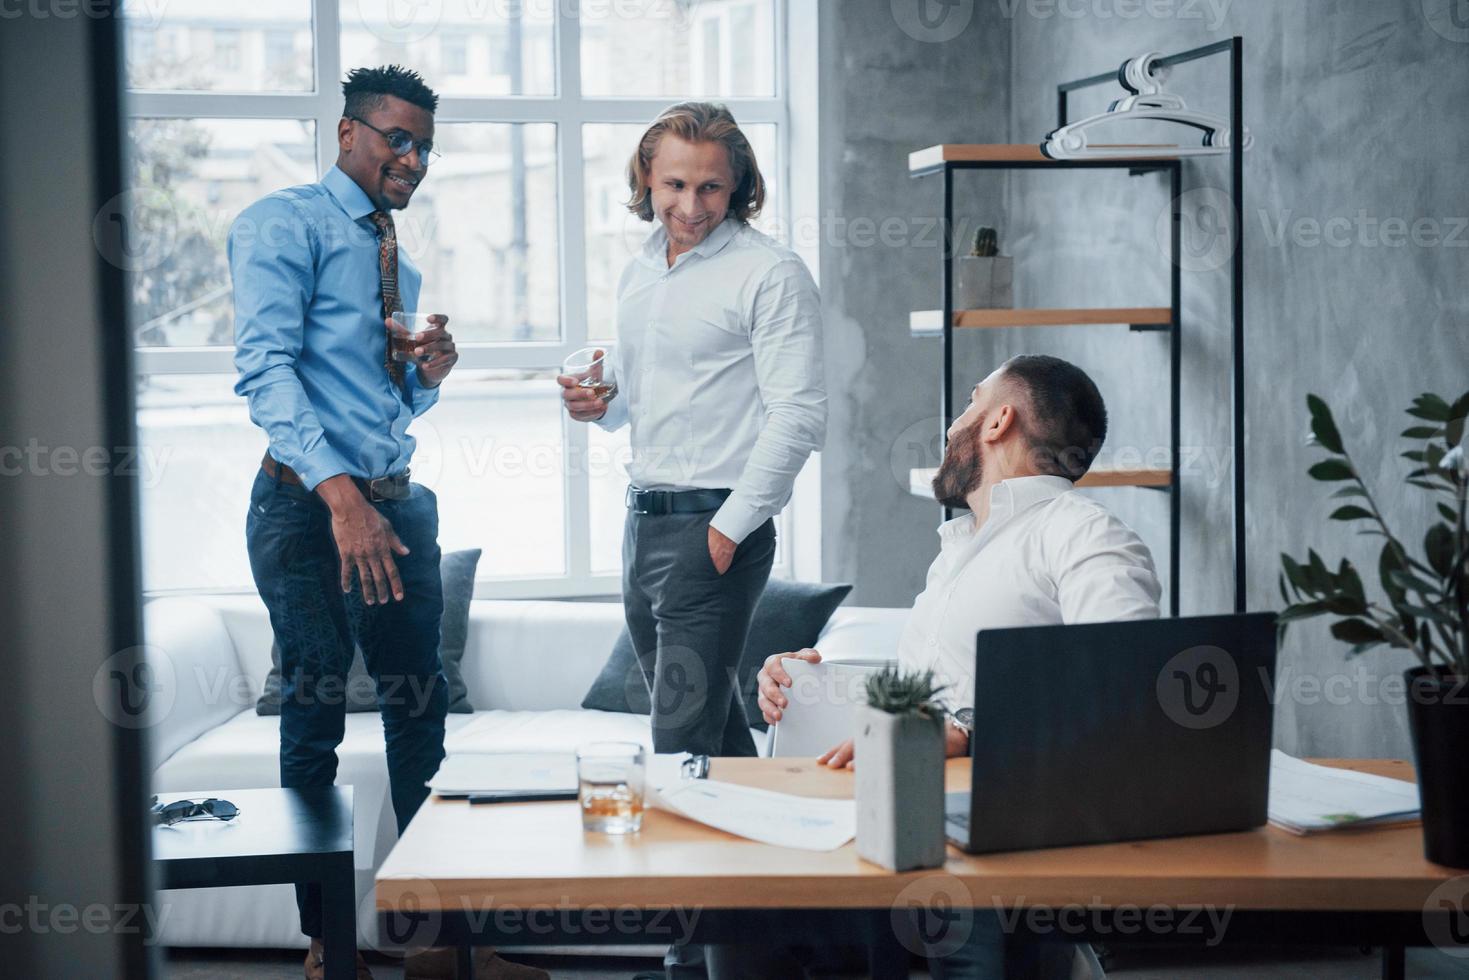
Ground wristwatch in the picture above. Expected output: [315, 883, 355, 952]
[949, 707, 974, 756]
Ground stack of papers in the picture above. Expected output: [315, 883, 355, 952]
[1267, 750, 1420, 835]
[427, 752, 577, 797]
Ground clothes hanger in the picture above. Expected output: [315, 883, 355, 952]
[1041, 51, 1252, 159]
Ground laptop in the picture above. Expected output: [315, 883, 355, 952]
[946, 613, 1276, 854]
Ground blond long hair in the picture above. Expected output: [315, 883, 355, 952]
[625, 102, 766, 223]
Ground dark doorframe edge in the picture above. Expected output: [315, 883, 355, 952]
[90, 4, 153, 977]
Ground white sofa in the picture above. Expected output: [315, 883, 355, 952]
[143, 593, 908, 950]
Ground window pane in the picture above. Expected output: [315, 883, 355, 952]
[580, 0, 775, 97]
[137, 371, 568, 592]
[340, 0, 555, 96]
[125, 118, 316, 348]
[136, 374, 261, 592]
[582, 122, 779, 341]
[405, 123, 561, 343]
[424, 371, 566, 579]
[124, 3, 314, 92]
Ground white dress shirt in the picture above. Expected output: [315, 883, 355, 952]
[898, 475, 1162, 711]
[597, 216, 826, 544]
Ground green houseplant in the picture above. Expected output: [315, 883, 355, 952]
[1279, 390, 1469, 867]
[854, 667, 949, 871]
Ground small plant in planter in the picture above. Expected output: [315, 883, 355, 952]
[854, 667, 950, 871]
[955, 225, 1013, 310]
[1279, 390, 1469, 867]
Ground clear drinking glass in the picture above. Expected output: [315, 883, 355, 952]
[561, 347, 618, 402]
[576, 741, 646, 835]
[390, 311, 434, 363]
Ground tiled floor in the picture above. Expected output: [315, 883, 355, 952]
[164, 944, 1469, 979]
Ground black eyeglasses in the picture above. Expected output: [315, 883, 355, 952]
[348, 115, 440, 168]
[150, 796, 240, 827]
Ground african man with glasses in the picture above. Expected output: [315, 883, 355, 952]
[229, 66, 539, 980]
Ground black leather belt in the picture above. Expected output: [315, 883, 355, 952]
[262, 454, 411, 502]
[625, 486, 731, 515]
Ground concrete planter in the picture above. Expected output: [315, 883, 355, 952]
[955, 255, 1013, 309]
[854, 704, 947, 871]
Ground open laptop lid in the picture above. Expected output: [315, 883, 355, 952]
[958, 613, 1276, 853]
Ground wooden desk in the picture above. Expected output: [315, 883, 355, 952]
[377, 758, 1457, 978]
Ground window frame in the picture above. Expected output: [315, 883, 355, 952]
[129, 0, 811, 599]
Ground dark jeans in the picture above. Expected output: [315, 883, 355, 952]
[245, 468, 448, 938]
[621, 507, 776, 758]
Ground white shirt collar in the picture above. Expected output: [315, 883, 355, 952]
[937, 474, 1076, 544]
[638, 215, 741, 268]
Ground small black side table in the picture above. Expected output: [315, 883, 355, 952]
[152, 786, 355, 980]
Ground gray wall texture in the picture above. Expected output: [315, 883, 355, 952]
[819, 0, 1469, 759]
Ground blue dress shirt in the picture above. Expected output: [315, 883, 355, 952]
[230, 165, 438, 490]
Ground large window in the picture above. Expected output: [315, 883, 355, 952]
[123, 0, 794, 596]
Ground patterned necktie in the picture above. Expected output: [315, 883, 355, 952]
[368, 210, 406, 391]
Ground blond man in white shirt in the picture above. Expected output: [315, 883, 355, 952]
[559, 102, 826, 759]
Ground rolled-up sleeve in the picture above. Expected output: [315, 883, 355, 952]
[229, 197, 350, 490]
[710, 258, 827, 544]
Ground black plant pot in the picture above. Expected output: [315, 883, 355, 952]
[1405, 667, 1469, 869]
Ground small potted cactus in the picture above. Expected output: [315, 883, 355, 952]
[854, 667, 949, 871]
[955, 225, 1013, 310]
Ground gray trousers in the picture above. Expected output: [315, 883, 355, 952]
[622, 507, 776, 757]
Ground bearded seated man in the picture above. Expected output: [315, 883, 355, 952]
[744, 354, 1161, 980]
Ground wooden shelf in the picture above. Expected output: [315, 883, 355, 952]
[909, 465, 1171, 499]
[909, 143, 1180, 173]
[910, 307, 1172, 336]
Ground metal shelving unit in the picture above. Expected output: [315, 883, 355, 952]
[907, 38, 1247, 617]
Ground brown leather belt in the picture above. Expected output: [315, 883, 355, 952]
[261, 454, 411, 502]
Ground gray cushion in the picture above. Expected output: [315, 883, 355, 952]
[580, 578, 853, 731]
[256, 548, 481, 715]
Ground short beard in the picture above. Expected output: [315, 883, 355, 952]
[931, 417, 984, 511]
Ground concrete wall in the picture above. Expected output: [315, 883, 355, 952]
[819, 0, 1013, 606]
[821, 0, 1468, 758]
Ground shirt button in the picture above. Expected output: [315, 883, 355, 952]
[927, 636, 938, 647]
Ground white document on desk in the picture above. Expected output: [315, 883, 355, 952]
[1267, 750, 1420, 834]
[651, 779, 856, 851]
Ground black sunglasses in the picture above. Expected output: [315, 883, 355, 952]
[150, 796, 240, 827]
[348, 115, 440, 168]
